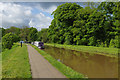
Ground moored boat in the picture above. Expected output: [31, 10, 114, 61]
[33, 41, 44, 49]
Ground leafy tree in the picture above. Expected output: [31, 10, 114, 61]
[52, 3, 82, 27]
[2, 32, 19, 49]
[38, 28, 49, 43]
[19, 26, 30, 41]
[0, 28, 5, 41]
[48, 3, 82, 44]
[5, 26, 20, 35]
[28, 28, 38, 42]
[13, 33, 20, 42]
[112, 2, 120, 48]
[1, 28, 5, 37]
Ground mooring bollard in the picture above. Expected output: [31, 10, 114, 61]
[21, 42, 22, 47]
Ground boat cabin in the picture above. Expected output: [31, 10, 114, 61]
[34, 41, 44, 49]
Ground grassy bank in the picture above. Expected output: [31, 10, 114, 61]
[2, 43, 31, 78]
[30, 44, 86, 79]
[45, 43, 118, 57]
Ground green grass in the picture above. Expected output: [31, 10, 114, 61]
[31, 44, 87, 80]
[2, 43, 32, 78]
[45, 43, 118, 57]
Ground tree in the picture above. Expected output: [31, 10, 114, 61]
[1, 28, 5, 37]
[96, 2, 119, 47]
[52, 3, 82, 27]
[112, 2, 120, 48]
[5, 26, 20, 35]
[0, 28, 5, 41]
[28, 28, 38, 42]
[48, 3, 82, 44]
[37, 28, 49, 43]
[2, 32, 19, 49]
[19, 26, 30, 41]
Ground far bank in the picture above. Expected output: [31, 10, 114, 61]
[44, 43, 118, 58]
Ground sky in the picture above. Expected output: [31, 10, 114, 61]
[0, 1, 117, 31]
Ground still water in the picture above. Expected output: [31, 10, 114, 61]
[43, 45, 118, 78]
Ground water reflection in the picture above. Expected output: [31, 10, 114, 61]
[43, 45, 118, 78]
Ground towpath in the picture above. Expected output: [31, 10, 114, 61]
[27, 45, 66, 78]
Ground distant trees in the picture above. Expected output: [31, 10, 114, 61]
[19, 26, 30, 41]
[1, 26, 38, 50]
[28, 27, 38, 42]
[5, 26, 21, 35]
[37, 28, 48, 43]
[1, 26, 39, 43]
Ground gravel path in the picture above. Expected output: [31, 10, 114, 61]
[27, 45, 66, 78]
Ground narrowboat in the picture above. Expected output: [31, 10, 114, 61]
[38, 42, 44, 49]
[34, 41, 44, 49]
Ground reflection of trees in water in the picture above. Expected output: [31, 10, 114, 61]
[44, 45, 118, 78]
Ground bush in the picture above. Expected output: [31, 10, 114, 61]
[2, 32, 19, 49]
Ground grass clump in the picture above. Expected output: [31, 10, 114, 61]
[2, 43, 32, 78]
[31, 44, 87, 80]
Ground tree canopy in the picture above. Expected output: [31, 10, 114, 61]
[45, 2, 119, 48]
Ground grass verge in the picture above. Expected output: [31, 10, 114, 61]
[45, 43, 118, 57]
[2, 43, 32, 78]
[30, 44, 87, 79]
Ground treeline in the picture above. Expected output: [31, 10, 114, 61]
[1, 2, 120, 50]
[39, 2, 120, 48]
[1, 26, 38, 50]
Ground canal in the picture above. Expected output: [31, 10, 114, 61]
[43, 45, 118, 78]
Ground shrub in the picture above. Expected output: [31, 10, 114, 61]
[2, 32, 19, 49]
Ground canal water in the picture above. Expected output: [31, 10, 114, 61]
[43, 45, 118, 78]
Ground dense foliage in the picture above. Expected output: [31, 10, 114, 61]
[28, 27, 38, 42]
[1, 26, 38, 50]
[2, 32, 19, 49]
[40, 2, 119, 48]
[37, 28, 49, 43]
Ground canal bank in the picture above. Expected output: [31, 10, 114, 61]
[27, 45, 66, 78]
[30, 44, 86, 79]
[44, 43, 118, 58]
[31, 43, 118, 78]
[43, 45, 118, 78]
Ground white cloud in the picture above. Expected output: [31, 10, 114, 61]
[24, 10, 31, 16]
[0, 2, 32, 28]
[29, 12, 52, 31]
[0, 2, 53, 31]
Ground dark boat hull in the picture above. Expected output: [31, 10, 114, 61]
[38, 46, 44, 49]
